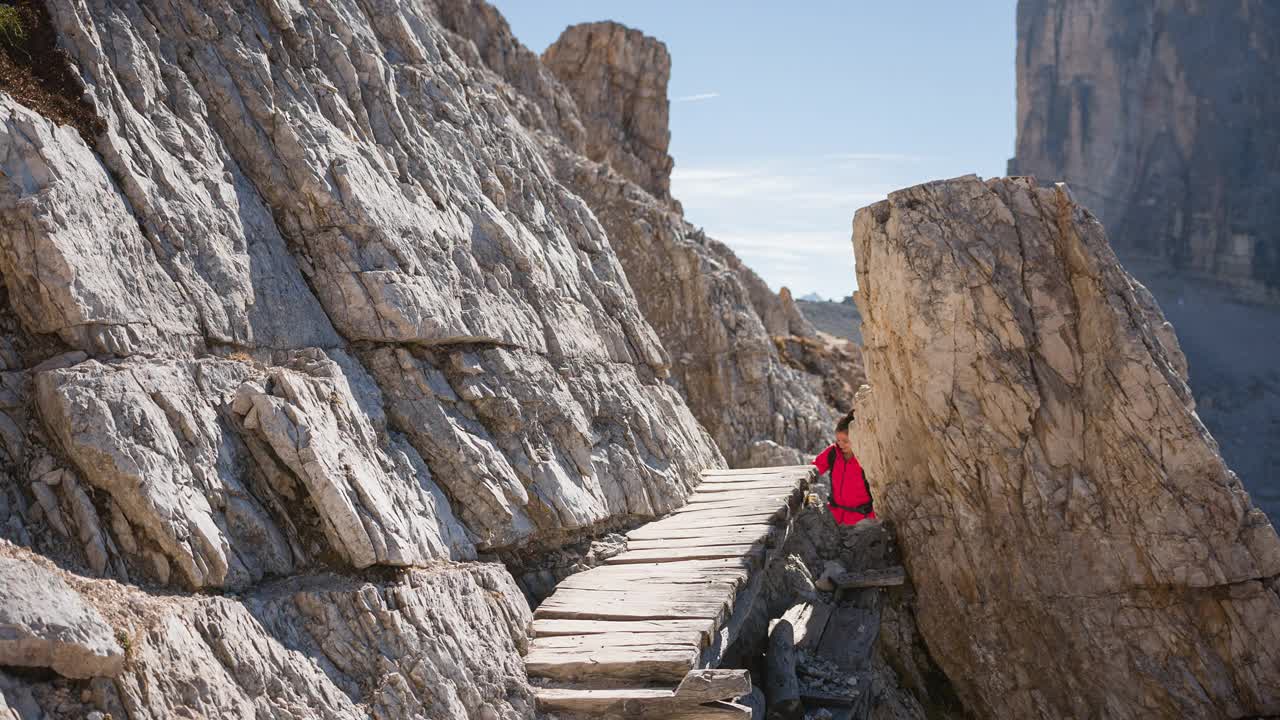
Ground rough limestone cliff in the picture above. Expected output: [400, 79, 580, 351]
[1009, 0, 1280, 522]
[430, 8, 845, 465]
[0, 0, 746, 713]
[851, 175, 1280, 718]
[1009, 0, 1280, 302]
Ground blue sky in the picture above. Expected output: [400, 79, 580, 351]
[492, 2, 1017, 299]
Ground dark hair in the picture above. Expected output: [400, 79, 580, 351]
[835, 410, 855, 434]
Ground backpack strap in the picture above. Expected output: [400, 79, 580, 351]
[826, 446, 838, 476]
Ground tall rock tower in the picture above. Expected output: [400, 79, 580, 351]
[1009, 0, 1280, 301]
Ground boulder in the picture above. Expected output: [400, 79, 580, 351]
[851, 175, 1280, 718]
[0, 556, 123, 678]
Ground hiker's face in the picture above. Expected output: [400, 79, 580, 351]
[835, 430, 852, 454]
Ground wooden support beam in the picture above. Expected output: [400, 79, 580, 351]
[833, 566, 906, 589]
[765, 619, 802, 720]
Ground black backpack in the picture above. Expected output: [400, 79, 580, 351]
[825, 446, 874, 515]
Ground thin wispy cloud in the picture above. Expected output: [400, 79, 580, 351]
[671, 166, 889, 210]
[824, 152, 922, 163]
[669, 157, 917, 295]
[673, 92, 721, 103]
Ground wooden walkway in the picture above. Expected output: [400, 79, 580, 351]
[526, 465, 816, 718]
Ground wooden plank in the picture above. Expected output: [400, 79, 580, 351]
[686, 489, 796, 504]
[531, 618, 716, 638]
[556, 572, 748, 592]
[832, 566, 906, 589]
[525, 645, 698, 683]
[672, 499, 793, 515]
[535, 688, 752, 719]
[535, 687, 675, 715]
[696, 475, 803, 486]
[534, 599, 727, 622]
[692, 480, 802, 494]
[700, 466, 812, 477]
[626, 536, 770, 551]
[554, 576, 740, 595]
[605, 545, 763, 565]
[562, 565, 751, 585]
[540, 587, 733, 611]
[541, 584, 732, 603]
[531, 630, 706, 651]
[641, 511, 783, 530]
[627, 523, 775, 541]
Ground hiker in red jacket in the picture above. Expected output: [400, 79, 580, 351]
[813, 410, 876, 526]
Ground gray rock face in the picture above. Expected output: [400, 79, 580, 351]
[543, 21, 676, 207]
[431, 9, 841, 465]
[0, 0, 749, 712]
[0, 556, 123, 679]
[1010, 0, 1280, 303]
[544, 148, 835, 466]
[108, 563, 531, 719]
[0, 0, 723, 575]
[851, 175, 1280, 718]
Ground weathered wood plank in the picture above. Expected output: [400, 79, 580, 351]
[540, 585, 732, 604]
[534, 600, 727, 622]
[560, 565, 751, 586]
[641, 511, 784, 530]
[534, 687, 674, 715]
[605, 545, 763, 565]
[627, 523, 776, 542]
[700, 466, 812, 477]
[535, 688, 752, 719]
[554, 579, 745, 598]
[531, 618, 716, 638]
[686, 490, 797, 505]
[626, 535, 770, 551]
[672, 498, 795, 515]
[525, 645, 698, 683]
[692, 480, 803, 493]
[696, 476, 804, 487]
[532, 631, 706, 651]
[540, 588, 733, 613]
[556, 571, 749, 591]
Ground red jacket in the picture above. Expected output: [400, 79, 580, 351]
[813, 444, 875, 526]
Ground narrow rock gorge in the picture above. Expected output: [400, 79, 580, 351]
[851, 175, 1280, 719]
[2, 0, 1273, 717]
